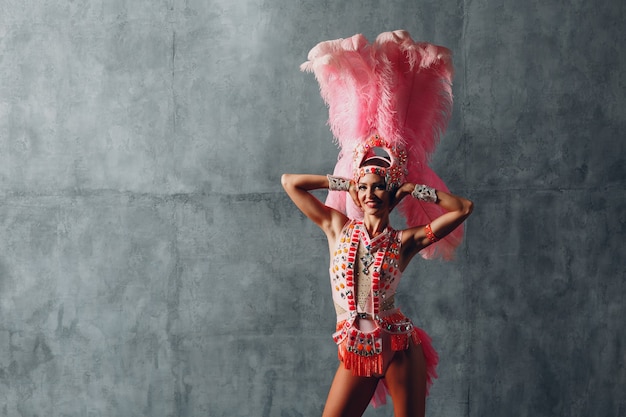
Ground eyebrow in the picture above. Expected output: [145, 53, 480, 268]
[359, 181, 386, 187]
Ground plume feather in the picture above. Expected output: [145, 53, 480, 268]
[302, 30, 462, 259]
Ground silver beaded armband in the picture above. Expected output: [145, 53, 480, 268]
[411, 184, 438, 203]
[327, 175, 351, 192]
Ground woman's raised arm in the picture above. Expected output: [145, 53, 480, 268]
[281, 174, 349, 237]
[398, 183, 474, 259]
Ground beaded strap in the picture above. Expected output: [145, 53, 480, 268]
[425, 223, 439, 243]
[411, 184, 437, 203]
[327, 174, 351, 191]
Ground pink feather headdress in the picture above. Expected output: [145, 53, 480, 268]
[301, 30, 463, 259]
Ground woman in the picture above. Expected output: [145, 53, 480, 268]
[282, 152, 472, 416]
[287, 30, 473, 416]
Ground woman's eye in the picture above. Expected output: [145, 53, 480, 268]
[358, 185, 366, 191]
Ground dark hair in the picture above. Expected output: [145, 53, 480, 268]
[388, 185, 399, 207]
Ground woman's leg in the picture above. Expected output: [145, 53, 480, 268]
[383, 341, 427, 417]
[322, 364, 380, 417]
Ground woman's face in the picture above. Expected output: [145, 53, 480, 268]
[357, 173, 390, 214]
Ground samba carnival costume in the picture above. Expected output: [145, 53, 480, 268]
[301, 30, 464, 407]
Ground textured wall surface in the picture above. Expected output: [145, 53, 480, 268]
[0, 0, 624, 416]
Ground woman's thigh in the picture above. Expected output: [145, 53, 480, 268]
[384, 342, 427, 417]
[322, 364, 380, 417]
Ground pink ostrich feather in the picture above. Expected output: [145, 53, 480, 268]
[300, 34, 377, 149]
[301, 30, 462, 259]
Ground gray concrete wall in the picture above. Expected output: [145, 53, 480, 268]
[0, 0, 624, 416]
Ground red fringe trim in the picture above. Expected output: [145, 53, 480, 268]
[334, 318, 437, 396]
[391, 329, 421, 351]
[391, 333, 409, 350]
[337, 341, 383, 377]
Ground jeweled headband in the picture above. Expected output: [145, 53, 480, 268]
[353, 134, 408, 190]
[357, 165, 387, 179]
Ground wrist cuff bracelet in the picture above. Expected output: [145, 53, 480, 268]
[327, 175, 351, 192]
[411, 184, 437, 203]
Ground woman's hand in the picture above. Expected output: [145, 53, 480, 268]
[347, 180, 361, 211]
[390, 182, 415, 211]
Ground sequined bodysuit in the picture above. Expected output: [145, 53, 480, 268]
[329, 220, 422, 377]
